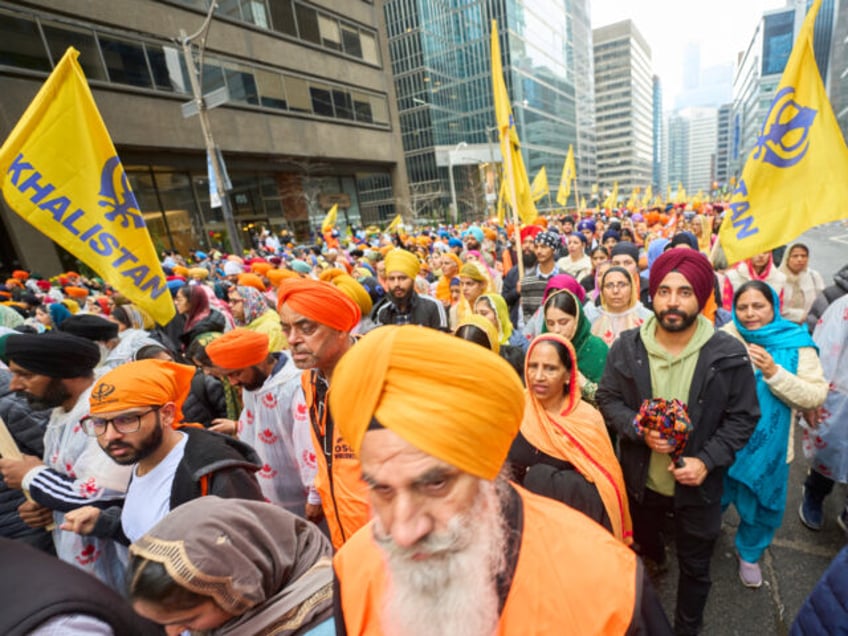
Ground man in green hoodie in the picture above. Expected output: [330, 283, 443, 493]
[597, 249, 759, 636]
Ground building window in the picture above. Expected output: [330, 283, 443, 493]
[269, 1, 297, 36]
[99, 36, 153, 88]
[310, 83, 334, 117]
[295, 5, 320, 45]
[0, 13, 51, 72]
[333, 89, 354, 120]
[41, 22, 107, 80]
[318, 15, 341, 51]
[285, 75, 311, 112]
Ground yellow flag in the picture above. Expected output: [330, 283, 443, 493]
[496, 178, 507, 226]
[719, 0, 848, 263]
[579, 196, 586, 211]
[642, 185, 653, 208]
[530, 166, 549, 202]
[491, 20, 537, 224]
[386, 213, 402, 233]
[321, 203, 338, 233]
[0, 48, 174, 325]
[556, 145, 576, 205]
[603, 182, 619, 209]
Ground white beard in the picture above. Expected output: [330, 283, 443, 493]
[375, 479, 506, 636]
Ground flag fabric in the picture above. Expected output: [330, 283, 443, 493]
[719, 0, 848, 264]
[386, 213, 402, 233]
[321, 203, 338, 233]
[496, 178, 507, 226]
[642, 185, 653, 208]
[579, 196, 586, 211]
[0, 48, 174, 325]
[603, 182, 619, 209]
[491, 20, 537, 225]
[530, 166, 549, 202]
[556, 145, 576, 206]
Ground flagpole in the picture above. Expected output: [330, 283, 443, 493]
[572, 175, 581, 217]
[504, 131, 524, 280]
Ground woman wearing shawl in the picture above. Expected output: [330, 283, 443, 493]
[723, 251, 786, 312]
[450, 261, 493, 330]
[523, 273, 586, 339]
[174, 285, 227, 352]
[778, 243, 825, 325]
[228, 285, 287, 352]
[507, 334, 632, 544]
[473, 294, 526, 378]
[588, 266, 652, 346]
[581, 245, 610, 297]
[542, 290, 608, 404]
[721, 280, 827, 588]
[129, 497, 334, 635]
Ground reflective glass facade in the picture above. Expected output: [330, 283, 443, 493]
[385, 0, 593, 219]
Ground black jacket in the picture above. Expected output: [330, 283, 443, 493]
[93, 426, 263, 544]
[372, 292, 448, 330]
[179, 309, 227, 350]
[182, 369, 228, 427]
[805, 263, 848, 333]
[596, 327, 759, 506]
[502, 265, 521, 329]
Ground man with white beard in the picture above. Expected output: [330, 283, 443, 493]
[330, 326, 671, 635]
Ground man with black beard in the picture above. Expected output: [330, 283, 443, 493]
[330, 327, 671, 635]
[373, 248, 447, 330]
[502, 226, 539, 329]
[597, 249, 759, 636]
[61, 358, 263, 545]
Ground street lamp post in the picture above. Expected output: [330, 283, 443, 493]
[448, 141, 468, 224]
[178, 1, 242, 255]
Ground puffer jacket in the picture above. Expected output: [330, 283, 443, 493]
[805, 263, 848, 333]
[790, 545, 848, 635]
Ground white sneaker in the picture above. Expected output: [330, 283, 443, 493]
[738, 558, 762, 588]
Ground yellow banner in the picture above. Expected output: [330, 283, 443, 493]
[556, 145, 576, 206]
[0, 48, 174, 325]
[386, 213, 402, 232]
[530, 166, 549, 202]
[321, 203, 338, 233]
[719, 0, 848, 263]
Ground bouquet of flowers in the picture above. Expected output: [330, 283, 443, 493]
[633, 398, 692, 467]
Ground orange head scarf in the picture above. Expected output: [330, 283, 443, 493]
[330, 326, 524, 480]
[277, 278, 361, 333]
[237, 273, 266, 292]
[522, 334, 632, 544]
[206, 328, 270, 370]
[89, 359, 196, 426]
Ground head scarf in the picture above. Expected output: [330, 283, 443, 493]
[206, 328, 270, 370]
[48, 302, 72, 327]
[3, 332, 100, 377]
[476, 293, 513, 345]
[266, 268, 300, 288]
[646, 237, 670, 274]
[591, 266, 645, 346]
[237, 273, 266, 292]
[383, 249, 420, 279]
[330, 326, 524, 480]
[535, 231, 561, 251]
[456, 313, 500, 354]
[89, 359, 195, 425]
[542, 290, 609, 383]
[459, 261, 487, 282]
[129, 497, 332, 635]
[521, 334, 632, 543]
[649, 249, 714, 310]
[542, 274, 586, 304]
[234, 286, 270, 326]
[669, 231, 699, 250]
[318, 269, 373, 317]
[117, 304, 150, 330]
[223, 261, 244, 276]
[277, 279, 361, 332]
[610, 241, 640, 266]
[602, 229, 621, 244]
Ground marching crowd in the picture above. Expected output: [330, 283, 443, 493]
[0, 206, 847, 635]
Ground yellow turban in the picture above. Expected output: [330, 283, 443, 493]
[173, 265, 190, 278]
[459, 262, 487, 282]
[319, 269, 373, 317]
[383, 248, 420, 278]
[456, 313, 500, 355]
[206, 328, 270, 370]
[188, 267, 208, 280]
[330, 326, 524, 480]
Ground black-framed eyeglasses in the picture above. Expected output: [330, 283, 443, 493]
[80, 407, 160, 437]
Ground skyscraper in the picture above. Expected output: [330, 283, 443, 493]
[593, 20, 653, 196]
[652, 75, 663, 190]
[716, 103, 733, 189]
[384, 0, 596, 219]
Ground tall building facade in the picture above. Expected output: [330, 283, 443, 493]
[652, 75, 662, 190]
[715, 103, 733, 189]
[0, 0, 406, 274]
[730, 0, 836, 178]
[663, 107, 717, 194]
[828, 0, 848, 143]
[593, 20, 653, 196]
[384, 0, 597, 220]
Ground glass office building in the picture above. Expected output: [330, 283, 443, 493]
[384, 0, 596, 220]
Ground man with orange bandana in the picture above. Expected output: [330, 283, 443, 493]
[331, 326, 671, 635]
[60, 358, 263, 545]
[205, 328, 316, 518]
[277, 278, 369, 549]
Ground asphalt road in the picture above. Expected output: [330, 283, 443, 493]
[651, 221, 848, 634]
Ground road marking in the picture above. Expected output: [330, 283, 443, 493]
[770, 536, 841, 558]
[830, 233, 848, 245]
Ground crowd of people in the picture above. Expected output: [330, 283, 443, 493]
[0, 205, 846, 635]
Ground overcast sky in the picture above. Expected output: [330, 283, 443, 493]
[591, 0, 790, 106]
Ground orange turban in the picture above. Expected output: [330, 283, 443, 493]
[173, 265, 190, 278]
[64, 286, 89, 299]
[188, 267, 208, 280]
[89, 359, 195, 425]
[319, 269, 373, 316]
[330, 326, 524, 480]
[384, 248, 420, 278]
[12, 270, 29, 281]
[277, 279, 361, 333]
[251, 261, 273, 276]
[206, 328, 270, 370]
[266, 268, 300, 288]
[237, 273, 266, 292]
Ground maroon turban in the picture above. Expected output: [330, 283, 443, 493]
[649, 249, 714, 310]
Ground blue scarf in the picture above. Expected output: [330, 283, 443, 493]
[724, 285, 817, 526]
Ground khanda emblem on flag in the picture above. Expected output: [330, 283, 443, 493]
[99, 156, 145, 229]
[753, 87, 817, 168]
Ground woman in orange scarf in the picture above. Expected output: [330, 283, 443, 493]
[507, 333, 632, 544]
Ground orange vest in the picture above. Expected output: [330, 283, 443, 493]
[334, 484, 639, 635]
[302, 371, 370, 549]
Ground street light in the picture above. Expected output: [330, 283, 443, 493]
[448, 141, 468, 224]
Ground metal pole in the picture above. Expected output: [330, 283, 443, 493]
[448, 151, 458, 224]
[178, 4, 242, 255]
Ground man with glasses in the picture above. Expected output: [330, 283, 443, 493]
[61, 357, 263, 545]
[0, 331, 130, 587]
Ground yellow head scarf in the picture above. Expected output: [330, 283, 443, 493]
[383, 248, 420, 279]
[475, 293, 513, 345]
[456, 313, 500, 354]
[330, 326, 524, 480]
